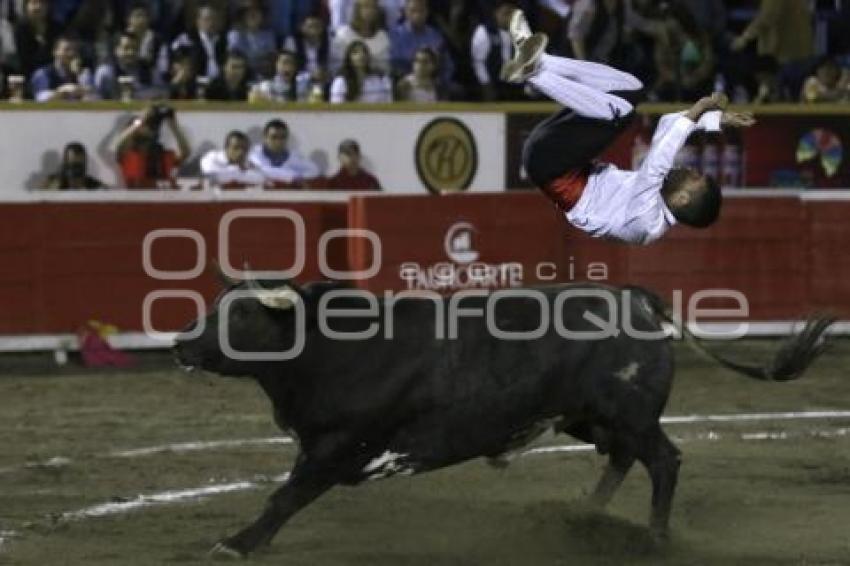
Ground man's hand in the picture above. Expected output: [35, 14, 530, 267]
[721, 111, 756, 128]
[685, 92, 728, 122]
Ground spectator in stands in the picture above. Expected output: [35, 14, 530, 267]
[0, 5, 17, 67]
[330, 0, 403, 33]
[124, 2, 165, 74]
[227, 0, 277, 78]
[471, 0, 524, 101]
[751, 55, 781, 104]
[167, 46, 198, 99]
[170, 4, 227, 80]
[801, 57, 850, 104]
[205, 50, 251, 101]
[30, 35, 93, 101]
[114, 105, 191, 189]
[652, 2, 715, 102]
[396, 45, 441, 102]
[330, 40, 392, 102]
[201, 130, 265, 189]
[284, 13, 330, 89]
[14, 0, 58, 81]
[265, 0, 314, 42]
[250, 49, 310, 102]
[731, 0, 813, 66]
[42, 142, 105, 190]
[331, 0, 390, 74]
[325, 138, 382, 190]
[390, 0, 453, 84]
[566, 0, 625, 64]
[431, 0, 483, 100]
[94, 31, 160, 100]
[248, 119, 320, 188]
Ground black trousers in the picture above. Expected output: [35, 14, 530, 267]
[521, 89, 645, 188]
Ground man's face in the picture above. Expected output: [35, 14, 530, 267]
[116, 36, 139, 68]
[54, 40, 77, 68]
[27, 0, 46, 20]
[301, 17, 323, 41]
[664, 168, 706, 209]
[64, 150, 86, 176]
[128, 8, 149, 33]
[339, 150, 360, 170]
[355, 0, 379, 24]
[197, 7, 219, 35]
[405, 0, 428, 28]
[224, 57, 247, 84]
[226, 137, 249, 164]
[413, 50, 435, 78]
[264, 126, 289, 154]
[276, 54, 296, 80]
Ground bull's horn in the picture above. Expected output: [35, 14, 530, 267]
[246, 278, 300, 310]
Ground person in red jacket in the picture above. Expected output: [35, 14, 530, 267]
[325, 139, 382, 191]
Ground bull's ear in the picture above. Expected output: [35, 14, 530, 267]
[246, 278, 300, 310]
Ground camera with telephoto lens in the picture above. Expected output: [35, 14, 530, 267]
[145, 104, 175, 130]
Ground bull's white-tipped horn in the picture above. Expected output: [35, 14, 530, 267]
[246, 279, 300, 311]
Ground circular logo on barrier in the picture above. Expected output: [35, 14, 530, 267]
[415, 118, 478, 194]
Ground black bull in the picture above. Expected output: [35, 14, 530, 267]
[173, 280, 834, 558]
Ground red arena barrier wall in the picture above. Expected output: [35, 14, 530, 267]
[0, 202, 347, 334]
[349, 193, 850, 321]
[1, 193, 849, 337]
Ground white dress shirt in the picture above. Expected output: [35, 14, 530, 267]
[248, 144, 320, 184]
[200, 150, 265, 189]
[565, 110, 722, 245]
[329, 74, 393, 103]
[470, 24, 512, 85]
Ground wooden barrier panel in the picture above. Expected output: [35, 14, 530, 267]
[0, 202, 348, 334]
[348, 192, 850, 320]
[0, 193, 849, 337]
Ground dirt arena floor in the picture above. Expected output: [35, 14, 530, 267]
[1, 339, 849, 566]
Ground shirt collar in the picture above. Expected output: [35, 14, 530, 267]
[662, 200, 678, 227]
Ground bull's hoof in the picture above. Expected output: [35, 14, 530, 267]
[208, 541, 246, 560]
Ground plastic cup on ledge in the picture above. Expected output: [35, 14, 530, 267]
[8, 75, 25, 103]
[118, 76, 134, 102]
[196, 76, 210, 101]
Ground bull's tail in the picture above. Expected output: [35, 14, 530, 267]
[626, 286, 836, 382]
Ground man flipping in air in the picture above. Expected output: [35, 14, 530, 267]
[502, 10, 756, 245]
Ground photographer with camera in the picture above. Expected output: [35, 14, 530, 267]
[113, 104, 191, 189]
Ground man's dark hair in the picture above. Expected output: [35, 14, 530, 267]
[263, 119, 288, 135]
[666, 175, 722, 228]
[225, 130, 249, 147]
[64, 142, 87, 158]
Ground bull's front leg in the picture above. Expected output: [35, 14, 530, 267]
[211, 467, 335, 558]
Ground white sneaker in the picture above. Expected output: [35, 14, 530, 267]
[500, 32, 548, 83]
[508, 8, 533, 48]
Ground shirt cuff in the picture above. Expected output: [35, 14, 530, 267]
[697, 110, 722, 132]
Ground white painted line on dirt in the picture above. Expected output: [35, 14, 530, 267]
[54, 422, 850, 523]
[5, 411, 849, 478]
[661, 410, 850, 425]
[523, 426, 850, 457]
[108, 437, 293, 458]
[0, 530, 17, 551]
[62, 473, 291, 520]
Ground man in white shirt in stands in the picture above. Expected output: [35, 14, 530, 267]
[502, 10, 756, 245]
[248, 119, 321, 189]
[200, 131, 265, 190]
